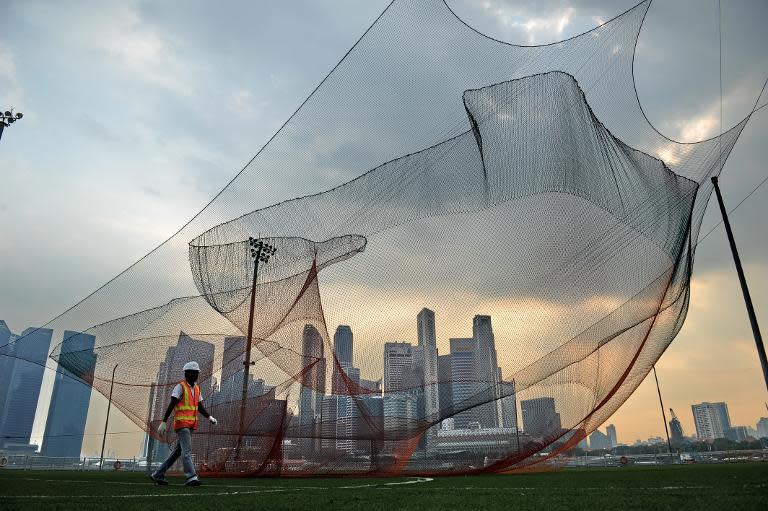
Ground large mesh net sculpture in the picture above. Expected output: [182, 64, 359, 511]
[26, 0, 768, 475]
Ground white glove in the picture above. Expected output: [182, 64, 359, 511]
[209, 416, 218, 425]
[158, 422, 167, 435]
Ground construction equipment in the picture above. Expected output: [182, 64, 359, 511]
[669, 408, 685, 445]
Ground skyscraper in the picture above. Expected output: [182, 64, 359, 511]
[691, 402, 731, 440]
[0, 320, 18, 426]
[298, 324, 326, 456]
[383, 342, 413, 393]
[756, 417, 768, 439]
[472, 315, 500, 428]
[589, 428, 611, 450]
[498, 375, 518, 430]
[0, 327, 52, 449]
[299, 324, 326, 421]
[520, 397, 562, 438]
[437, 354, 453, 421]
[449, 338, 476, 429]
[417, 309, 440, 423]
[42, 331, 97, 457]
[331, 325, 353, 394]
[331, 325, 356, 452]
[333, 326, 353, 367]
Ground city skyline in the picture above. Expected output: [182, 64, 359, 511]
[3, 306, 768, 458]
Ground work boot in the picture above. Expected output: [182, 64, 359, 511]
[185, 476, 202, 487]
[149, 472, 168, 485]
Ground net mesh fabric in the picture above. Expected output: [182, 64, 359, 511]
[16, 0, 766, 475]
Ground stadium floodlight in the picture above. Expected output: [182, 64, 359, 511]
[0, 108, 23, 142]
[236, 237, 278, 460]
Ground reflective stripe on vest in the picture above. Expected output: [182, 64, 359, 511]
[173, 380, 200, 430]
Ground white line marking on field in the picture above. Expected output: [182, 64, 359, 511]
[0, 476, 434, 499]
[1, 489, 289, 499]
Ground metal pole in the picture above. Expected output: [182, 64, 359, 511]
[711, 176, 768, 391]
[100, 364, 118, 470]
[0, 124, 4, 141]
[652, 366, 672, 456]
[236, 251, 260, 459]
[513, 380, 520, 453]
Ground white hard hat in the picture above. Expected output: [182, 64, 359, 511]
[183, 361, 200, 372]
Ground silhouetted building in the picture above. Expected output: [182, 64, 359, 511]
[757, 417, 768, 439]
[498, 376, 518, 430]
[0, 320, 18, 428]
[589, 428, 611, 450]
[0, 327, 52, 449]
[417, 309, 440, 424]
[298, 324, 326, 456]
[383, 342, 413, 392]
[473, 316, 500, 428]
[520, 397, 561, 438]
[299, 324, 326, 420]
[438, 354, 453, 422]
[449, 338, 476, 429]
[725, 426, 749, 442]
[42, 331, 97, 457]
[331, 325, 353, 394]
[606, 424, 617, 448]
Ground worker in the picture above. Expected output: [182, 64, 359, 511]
[149, 361, 217, 486]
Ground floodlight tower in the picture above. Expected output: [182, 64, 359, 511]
[0, 109, 23, 141]
[235, 237, 277, 461]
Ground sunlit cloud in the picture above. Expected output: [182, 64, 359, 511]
[480, 1, 575, 45]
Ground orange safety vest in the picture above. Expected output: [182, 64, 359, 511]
[173, 380, 200, 430]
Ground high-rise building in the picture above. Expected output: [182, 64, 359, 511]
[299, 324, 326, 421]
[221, 335, 246, 382]
[0, 320, 18, 426]
[320, 394, 355, 453]
[383, 342, 413, 393]
[359, 378, 381, 393]
[498, 375, 517, 430]
[520, 397, 562, 438]
[417, 309, 440, 423]
[606, 424, 617, 448]
[41, 331, 97, 457]
[725, 425, 749, 442]
[691, 402, 731, 440]
[589, 428, 611, 450]
[0, 320, 11, 344]
[472, 316, 500, 428]
[331, 325, 353, 394]
[437, 354, 453, 421]
[449, 338, 475, 429]
[757, 417, 768, 439]
[383, 393, 417, 434]
[0, 327, 52, 449]
[333, 326, 353, 367]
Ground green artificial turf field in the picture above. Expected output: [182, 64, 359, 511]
[0, 462, 766, 510]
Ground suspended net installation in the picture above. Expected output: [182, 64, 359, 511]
[12, 0, 768, 475]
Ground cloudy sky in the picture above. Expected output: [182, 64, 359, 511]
[1, 0, 767, 455]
